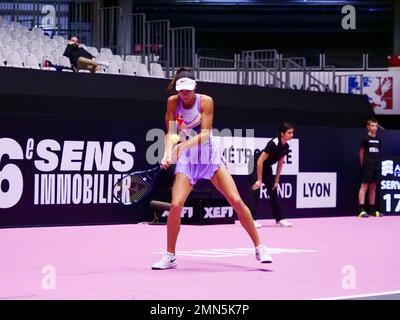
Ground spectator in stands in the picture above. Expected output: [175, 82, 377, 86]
[63, 36, 108, 73]
[358, 118, 383, 218]
[248, 123, 294, 228]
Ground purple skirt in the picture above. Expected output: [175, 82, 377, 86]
[175, 136, 226, 185]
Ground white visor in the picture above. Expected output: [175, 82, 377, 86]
[175, 77, 196, 91]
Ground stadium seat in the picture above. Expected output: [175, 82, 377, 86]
[100, 48, 113, 58]
[6, 51, 24, 68]
[31, 47, 44, 62]
[23, 53, 40, 69]
[16, 35, 28, 47]
[128, 55, 150, 65]
[121, 61, 136, 76]
[150, 63, 165, 78]
[16, 46, 29, 59]
[9, 40, 20, 50]
[111, 55, 123, 69]
[50, 49, 62, 59]
[136, 63, 150, 77]
[0, 52, 5, 66]
[106, 61, 120, 74]
[86, 46, 99, 57]
[0, 44, 12, 58]
[96, 53, 110, 63]
[59, 56, 71, 68]
[32, 27, 44, 37]
[27, 41, 40, 53]
[0, 35, 12, 44]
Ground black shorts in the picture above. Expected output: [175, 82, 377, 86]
[361, 166, 379, 183]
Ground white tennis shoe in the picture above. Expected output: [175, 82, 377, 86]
[254, 220, 262, 229]
[255, 244, 273, 263]
[151, 252, 177, 270]
[276, 219, 293, 227]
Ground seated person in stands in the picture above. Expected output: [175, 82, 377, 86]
[63, 36, 108, 73]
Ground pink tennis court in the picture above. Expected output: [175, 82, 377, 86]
[1, 216, 399, 300]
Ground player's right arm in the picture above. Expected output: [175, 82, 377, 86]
[161, 96, 178, 169]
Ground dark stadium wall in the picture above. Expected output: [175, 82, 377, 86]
[0, 67, 374, 127]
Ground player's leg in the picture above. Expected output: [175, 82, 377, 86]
[368, 182, 376, 213]
[77, 57, 99, 73]
[152, 173, 193, 270]
[264, 169, 283, 222]
[250, 188, 262, 228]
[211, 165, 259, 244]
[368, 181, 382, 217]
[211, 165, 272, 263]
[248, 172, 262, 228]
[167, 173, 193, 252]
[358, 183, 369, 217]
[358, 166, 370, 217]
[264, 167, 292, 227]
[370, 166, 383, 217]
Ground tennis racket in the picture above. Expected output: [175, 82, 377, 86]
[113, 166, 161, 205]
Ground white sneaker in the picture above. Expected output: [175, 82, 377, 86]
[254, 220, 262, 229]
[276, 219, 293, 227]
[255, 244, 273, 263]
[97, 60, 110, 68]
[151, 252, 177, 270]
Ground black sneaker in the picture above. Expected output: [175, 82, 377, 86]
[358, 210, 369, 218]
[371, 211, 383, 218]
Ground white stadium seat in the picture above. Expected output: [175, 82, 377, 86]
[86, 46, 99, 57]
[9, 40, 20, 50]
[6, 51, 24, 68]
[121, 61, 136, 76]
[59, 55, 71, 68]
[16, 46, 29, 59]
[150, 63, 165, 78]
[0, 44, 12, 58]
[136, 63, 150, 77]
[100, 47, 113, 58]
[106, 61, 120, 74]
[23, 53, 40, 69]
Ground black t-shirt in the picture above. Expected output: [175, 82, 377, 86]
[361, 134, 382, 166]
[63, 44, 93, 68]
[248, 138, 289, 180]
[262, 138, 290, 167]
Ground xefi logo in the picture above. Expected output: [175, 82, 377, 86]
[382, 160, 400, 177]
[162, 207, 193, 218]
[204, 207, 233, 219]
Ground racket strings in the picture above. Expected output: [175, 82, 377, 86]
[129, 174, 151, 202]
[114, 167, 160, 204]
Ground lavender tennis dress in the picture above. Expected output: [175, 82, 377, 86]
[174, 94, 226, 185]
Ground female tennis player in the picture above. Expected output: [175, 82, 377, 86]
[152, 68, 273, 269]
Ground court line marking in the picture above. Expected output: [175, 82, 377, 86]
[156, 247, 317, 258]
[315, 289, 400, 300]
